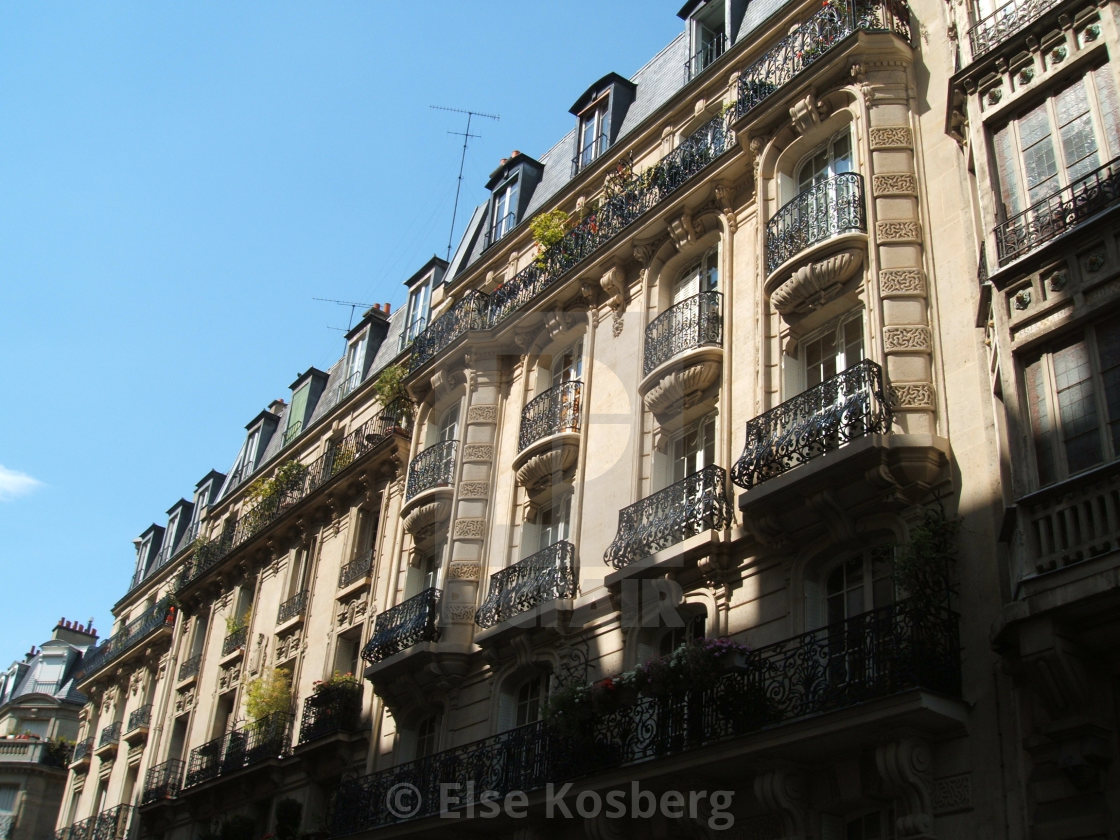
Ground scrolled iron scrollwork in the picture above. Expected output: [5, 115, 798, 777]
[644, 291, 723, 376]
[474, 541, 577, 628]
[360, 587, 442, 664]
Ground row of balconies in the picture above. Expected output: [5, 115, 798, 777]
[141, 687, 363, 804]
[54, 805, 133, 840]
[72, 596, 176, 687]
[175, 402, 410, 595]
[336, 597, 959, 835]
[69, 707, 152, 770]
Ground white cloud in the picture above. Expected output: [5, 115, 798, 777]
[0, 465, 43, 501]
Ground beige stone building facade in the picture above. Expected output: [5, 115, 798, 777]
[55, 0, 1119, 838]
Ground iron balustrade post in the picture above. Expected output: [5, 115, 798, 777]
[360, 587, 442, 663]
[142, 758, 185, 804]
[299, 685, 362, 744]
[604, 465, 733, 568]
[643, 291, 723, 376]
[277, 589, 309, 623]
[731, 359, 892, 490]
[475, 541, 577, 628]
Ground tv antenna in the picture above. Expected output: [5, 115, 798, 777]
[313, 297, 375, 332]
[431, 104, 500, 262]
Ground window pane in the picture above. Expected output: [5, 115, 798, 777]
[1025, 357, 1057, 485]
[1093, 64, 1120, 160]
[1052, 338, 1102, 474]
[1056, 81, 1098, 182]
[1095, 317, 1120, 455]
[994, 124, 1024, 215]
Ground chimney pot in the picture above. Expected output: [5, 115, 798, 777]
[499, 158, 507, 167]
[512, 150, 520, 157]
[384, 303, 391, 315]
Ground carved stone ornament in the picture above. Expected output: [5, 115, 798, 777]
[467, 404, 498, 424]
[448, 605, 477, 622]
[600, 265, 627, 313]
[643, 359, 722, 418]
[402, 497, 452, 540]
[877, 220, 923, 242]
[770, 249, 864, 315]
[612, 310, 625, 338]
[889, 382, 936, 409]
[869, 126, 913, 149]
[452, 517, 486, 539]
[875, 737, 934, 839]
[873, 173, 918, 196]
[462, 444, 494, 463]
[458, 481, 490, 499]
[754, 768, 808, 838]
[667, 212, 704, 250]
[884, 325, 932, 353]
[879, 269, 926, 296]
[789, 94, 825, 135]
[447, 562, 481, 581]
[714, 182, 737, 232]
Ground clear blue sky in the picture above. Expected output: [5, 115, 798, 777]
[0, 3, 685, 658]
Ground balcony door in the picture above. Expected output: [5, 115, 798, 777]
[802, 313, 864, 391]
[672, 247, 719, 304]
[549, 340, 583, 433]
[822, 547, 896, 694]
[792, 132, 854, 248]
[670, 414, 716, 485]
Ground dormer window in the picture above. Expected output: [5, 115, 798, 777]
[569, 74, 636, 176]
[491, 177, 520, 243]
[343, 333, 367, 396]
[577, 95, 610, 172]
[405, 281, 430, 346]
[285, 384, 309, 445]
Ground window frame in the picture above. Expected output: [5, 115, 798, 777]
[490, 175, 520, 243]
[577, 94, 611, 171]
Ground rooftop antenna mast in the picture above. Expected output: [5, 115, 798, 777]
[313, 297, 375, 332]
[431, 104, 500, 262]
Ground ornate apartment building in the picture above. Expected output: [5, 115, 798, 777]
[55, 0, 1120, 838]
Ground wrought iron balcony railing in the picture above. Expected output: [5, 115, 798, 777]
[177, 653, 202, 681]
[71, 737, 93, 764]
[176, 403, 411, 592]
[994, 157, 1120, 266]
[332, 598, 958, 836]
[0, 815, 12, 840]
[604, 465, 734, 569]
[766, 173, 866, 274]
[360, 587, 442, 664]
[184, 713, 292, 788]
[405, 440, 457, 501]
[126, 704, 152, 734]
[731, 359, 892, 490]
[221, 625, 248, 656]
[55, 805, 135, 840]
[298, 684, 362, 745]
[735, 0, 911, 121]
[142, 758, 184, 804]
[282, 420, 303, 446]
[278, 589, 309, 624]
[519, 382, 582, 451]
[409, 290, 488, 371]
[410, 110, 735, 374]
[74, 596, 176, 683]
[644, 291, 722, 376]
[475, 541, 577, 629]
[98, 721, 121, 749]
[967, 0, 1062, 59]
[338, 552, 373, 588]
[685, 33, 727, 81]
[571, 130, 609, 176]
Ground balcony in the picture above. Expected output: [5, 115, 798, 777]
[141, 758, 184, 805]
[74, 596, 176, 685]
[282, 420, 303, 446]
[967, 0, 1063, 61]
[176, 405, 411, 594]
[514, 383, 582, 491]
[684, 33, 727, 82]
[409, 110, 736, 377]
[331, 598, 959, 836]
[0, 739, 71, 767]
[571, 131, 608, 176]
[732, 360, 891, 491]
[95, 721, 121, 757]
[475, 541, 577, 631]
[401, 441, 457, 542]
[177, 653, 202, 682]
[734, 0, 911, 123]
[184, 713, 292, 788]
[69, 737, 93, 769]
[604, 465, 734, 570]
[994, 158, 1120, 267]
[221, 625, 248, 657]
[278, 589, 309, 624]
[640, 292, 723, 418]
[55, 805, 134, 840]
[124, 704, 152, 745]
[338, 552, 372, 589]
[360, 588, 442, 664]
[765, 173, 867, 303]
[298, 685, 363, 745]
[0, 816, 11, 840]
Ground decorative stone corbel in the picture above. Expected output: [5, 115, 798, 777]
[754, 766, 809, 839]
[875, 737, 934, 839]
[714, 182, 737, 232]
[600, 264, 627, 313]
[545, 310, 572, 341]
[789, 94, 825, 135]
[522, 497, 540, 523]
[667, 212, 703, 250]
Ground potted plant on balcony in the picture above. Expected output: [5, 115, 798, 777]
[309, 672, 361, 707]
[372, 364, 413, 430]
[530, 208, 570, 270]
